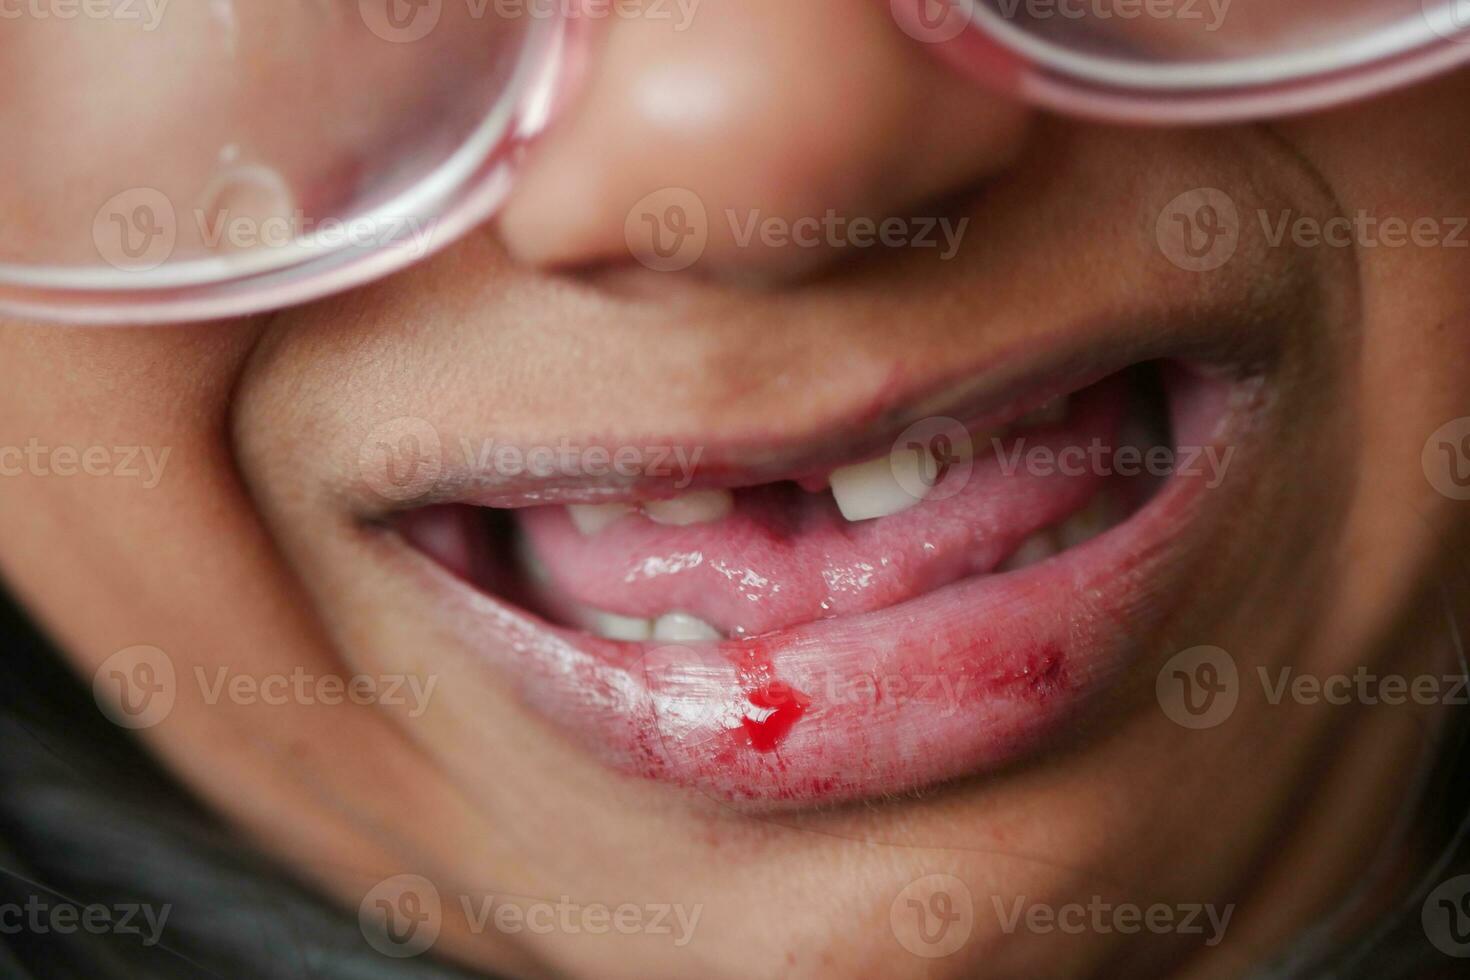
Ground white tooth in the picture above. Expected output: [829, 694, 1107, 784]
[1018, 395, 1069, 428]
[652, 612, 722, 642]
[642, 489, 733, 527]
[999, 530, 1061, 572]
[567, 503, 633, 536]
[586, 610, 653, 642]
[830, 449, 930, 522]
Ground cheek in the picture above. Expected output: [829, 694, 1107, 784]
[0, 323, 252, 613]
[0, 323, 256, 678]
[0, 318, 496, 912]
[1273, 81, 1470, 606]
[0, 323, 319, 819]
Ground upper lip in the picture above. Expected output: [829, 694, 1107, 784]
[362, 323, 1271, 517]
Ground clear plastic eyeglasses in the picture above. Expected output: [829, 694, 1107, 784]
[1, 0, 1467, 324]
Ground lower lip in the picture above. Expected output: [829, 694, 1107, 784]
[393, 369, 1245, 807]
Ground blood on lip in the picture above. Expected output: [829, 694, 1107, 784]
[731, 641, 811, 753]
[741, 682, 811, 752]
[983, 645, 1069, 702]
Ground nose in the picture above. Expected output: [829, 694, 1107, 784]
[496, 0, 1034, 280]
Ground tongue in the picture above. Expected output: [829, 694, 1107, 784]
[516, 381, 1124, 638]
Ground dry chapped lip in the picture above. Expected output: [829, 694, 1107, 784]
[390, 360, 1254, 806]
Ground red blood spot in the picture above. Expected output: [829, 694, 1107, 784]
[979, 645, 1070, 703]
[740, 682, 811, 752]
[1025, 652, 1067, 700]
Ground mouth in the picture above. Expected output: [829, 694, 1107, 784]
[378, 355, 1261, 808]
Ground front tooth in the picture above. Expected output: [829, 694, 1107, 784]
[643, 489, 734, 526]
[587, 610, 653, 642]
[652, 612, 722, 642]
[567, 503, 633, 536]
[830, 449, 931, 522]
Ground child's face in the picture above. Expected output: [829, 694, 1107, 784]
[2, 6, 1469, 976]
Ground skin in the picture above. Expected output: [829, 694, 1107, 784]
[2, 2, 1469, 977]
